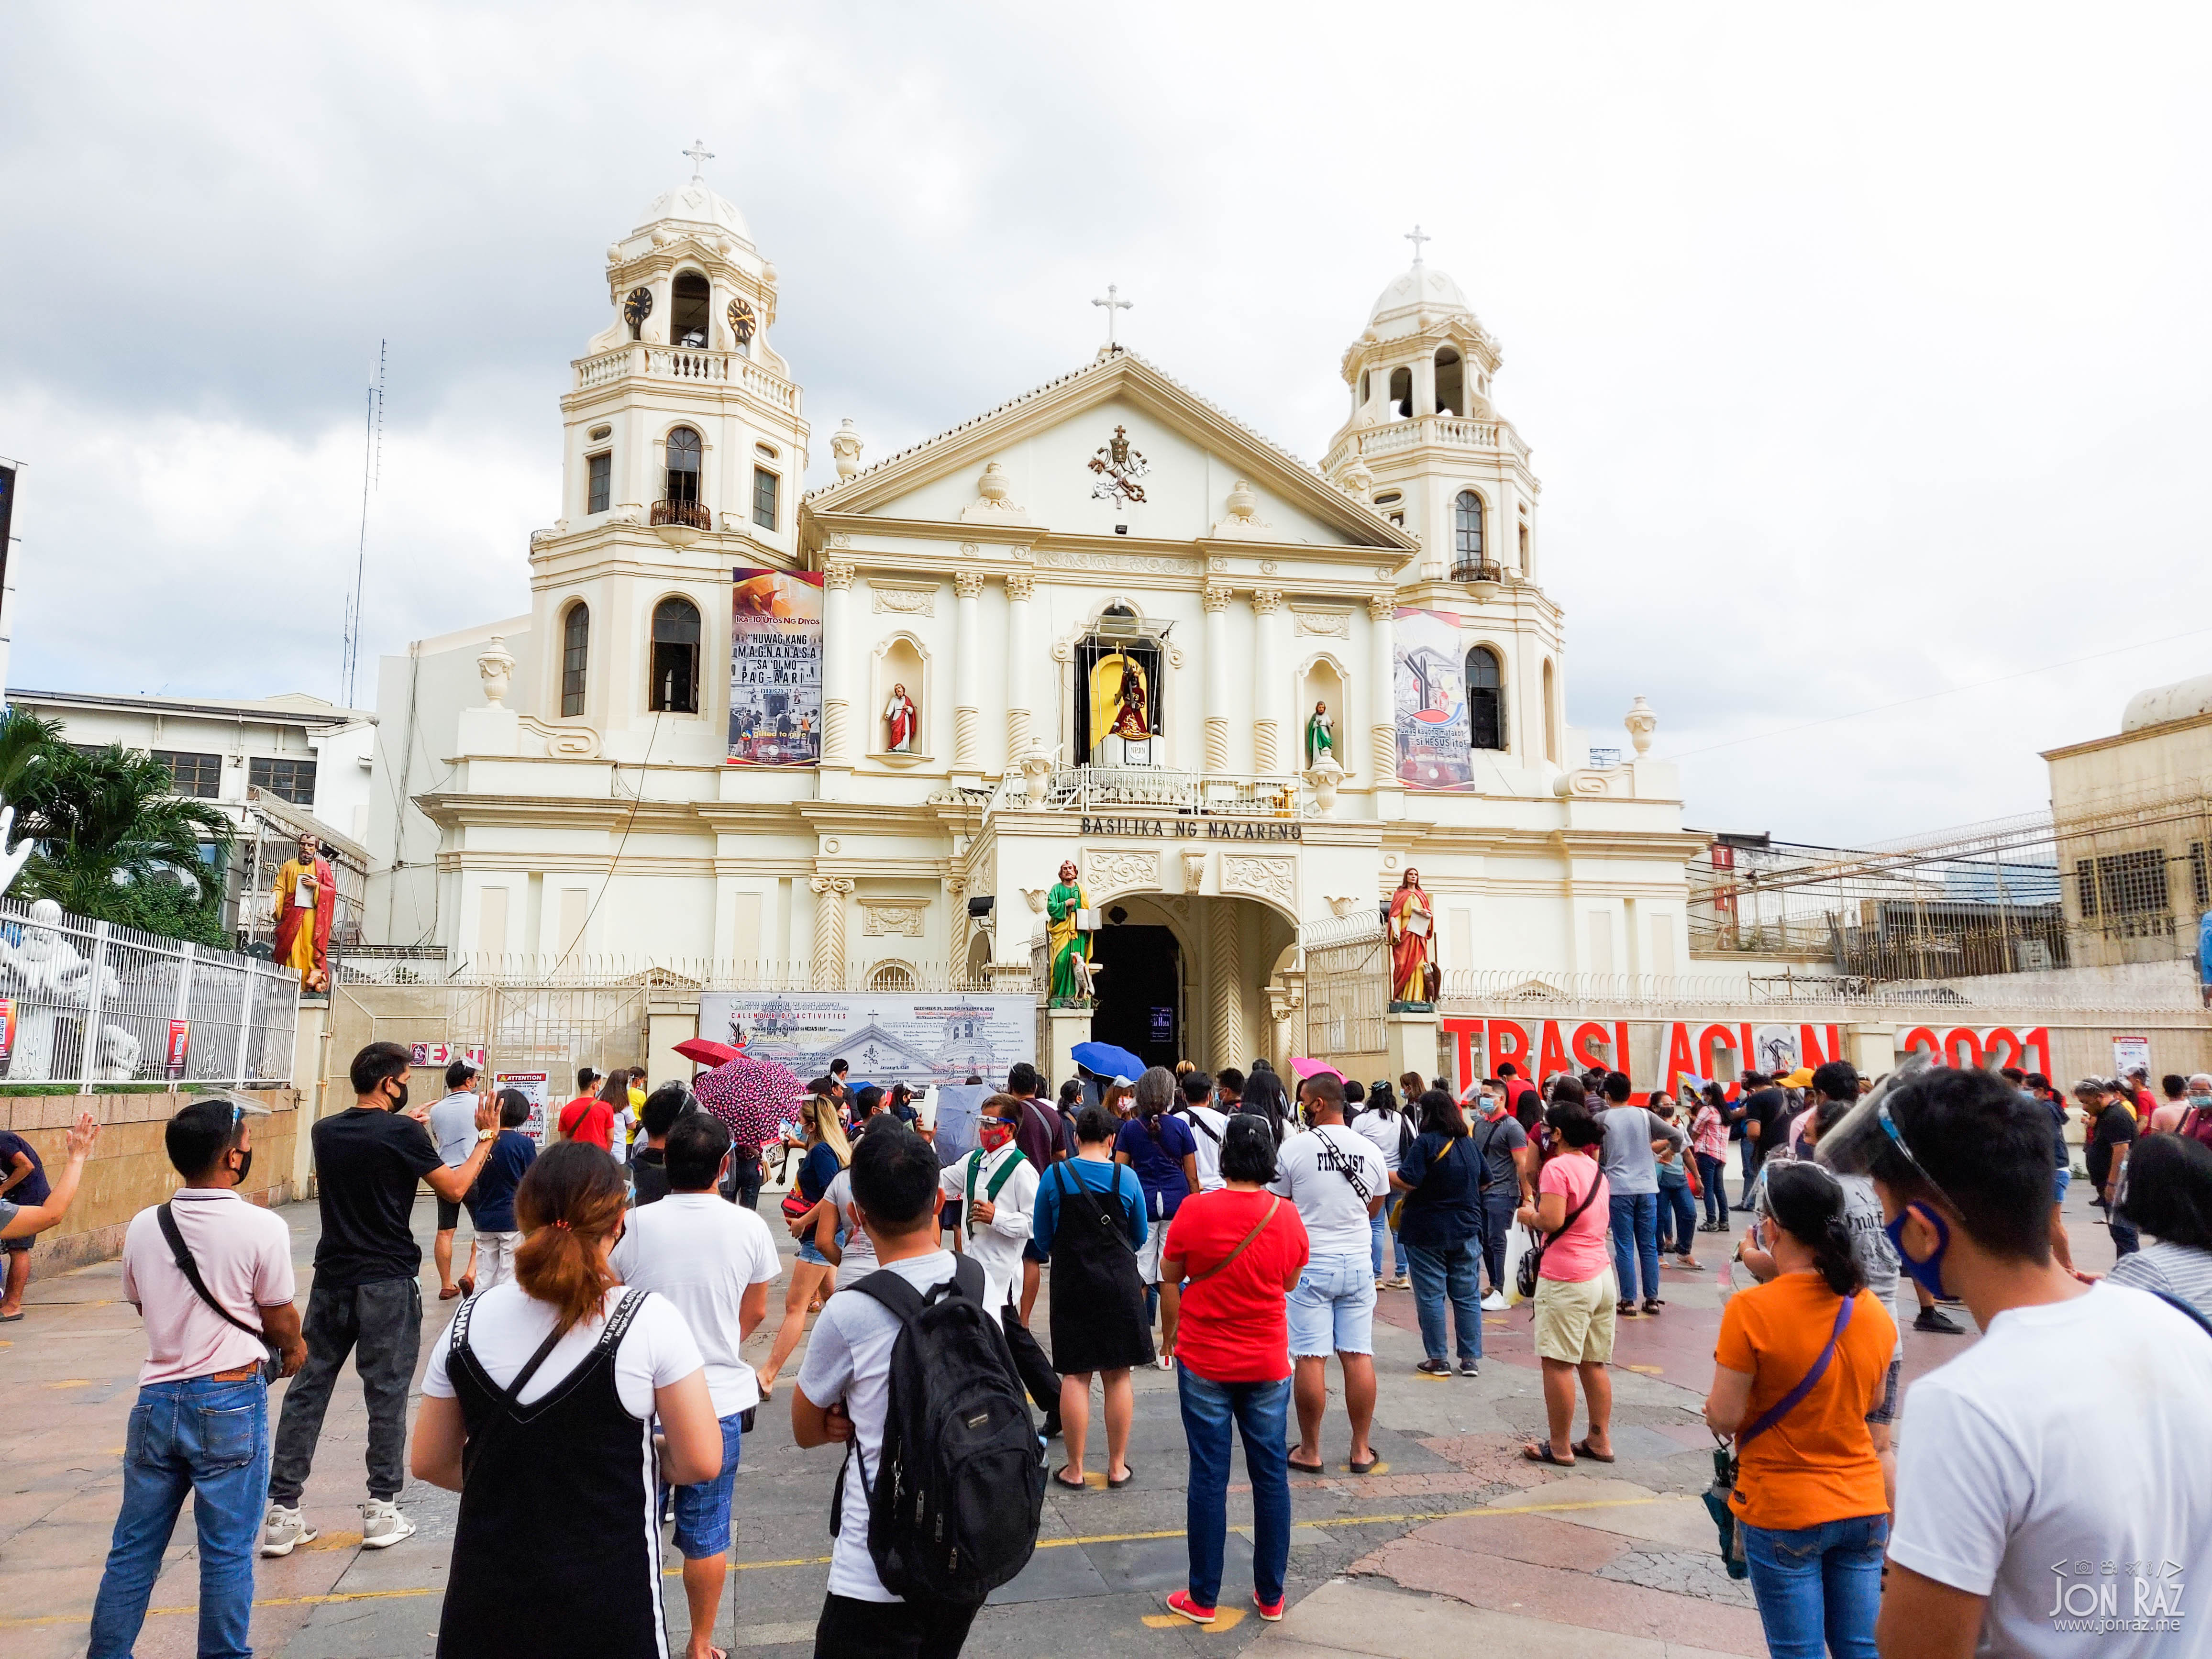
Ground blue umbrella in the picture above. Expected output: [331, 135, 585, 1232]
[1071, 1041, 1146, 1083]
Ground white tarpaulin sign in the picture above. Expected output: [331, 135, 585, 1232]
[494, 1071, 552, 1146]
[696, 993, 1034, 1089]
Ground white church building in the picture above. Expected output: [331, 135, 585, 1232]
[362, 155, 1704, 1075]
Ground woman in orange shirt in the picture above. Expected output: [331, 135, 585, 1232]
[1703, 1161, 1896, 1659]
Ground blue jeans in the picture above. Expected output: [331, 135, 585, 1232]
[1479, 1189, 1519, 1293]
[1696, 1152, 1731, 1227]
[89, 1375, 270, 1659]
[1609, 1191, 1660, 1303]
[1741, 1514, 1887, 1659]
[1658, 1179, 1696, 1256]
[1177, 1366, 1291, 1610]
[1370, 1207, 1407, 1279]
[2110, 1216, 2141, 1256]
[1405, 1238, 1483, 1362]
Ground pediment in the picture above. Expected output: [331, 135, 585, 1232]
[805, 352, 1415, 555]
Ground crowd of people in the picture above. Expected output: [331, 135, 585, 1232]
[33, 1035, 2212, 1659]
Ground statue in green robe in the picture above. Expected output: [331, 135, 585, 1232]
[1304, 701, 1336, 768]
[1047, 860, 1092, 1005]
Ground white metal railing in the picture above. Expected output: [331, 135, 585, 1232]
[441, 956, 1040, 995]
[0, 895, 300, 1090]
[1436, 966, 2212, 1015]
[987, 765, 1312, 821]
[570, 346, 800, 411]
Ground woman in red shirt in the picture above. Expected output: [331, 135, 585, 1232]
[1158, 1115, 1310, 1627]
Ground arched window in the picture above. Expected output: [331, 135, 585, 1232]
[1435, 347, 1463, 418]
[561, 603, 589, 718]
[656, 427, 707, 531]
[1387, 366, 1412, 419]
[1452, 490, 1486, 578]
[1466, 645, 1504, 751]
[650, 597, 701, 714]
[670, 271, 711, 348]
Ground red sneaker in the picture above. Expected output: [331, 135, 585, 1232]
[1253, 1591, 1285, 1621]
[1165, 1589, 1217, 1626]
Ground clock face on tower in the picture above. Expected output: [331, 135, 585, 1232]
[623, 287, 654, 333]
[727, 298, 756, 344]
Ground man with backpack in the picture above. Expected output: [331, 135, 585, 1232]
[794, 1124, 1043, 1658]
[940, 1093, 1062, 1440]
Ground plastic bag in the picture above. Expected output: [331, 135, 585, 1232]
[1501, 1221, 1536, 1305]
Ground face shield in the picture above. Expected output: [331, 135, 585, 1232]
[1811, 1051, 1937, 1180]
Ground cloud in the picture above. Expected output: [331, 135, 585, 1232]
[4, 2, 2210, 848]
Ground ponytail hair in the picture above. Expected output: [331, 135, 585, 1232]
[1762, 1161, 1863, 1298]
[513, 1140, 629, 1336]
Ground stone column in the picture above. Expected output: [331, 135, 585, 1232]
[1202, 584, 1232, 773]
[1412, 353, 1437, 418]
[1494, 477, 1519, 577]
[953, 569, 984, 776]
[1004, 573, 1033, 759]
[1368, 594, 1398, 791]
[1251, 588, 1287, 773]
[820, 562, 856, 769]
[809, 874, 852, 990]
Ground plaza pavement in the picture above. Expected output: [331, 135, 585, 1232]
[0, 1172, 2118, 1659]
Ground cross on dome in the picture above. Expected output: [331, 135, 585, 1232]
[1405, 224, 1431, 265]
[683, 138, 716, 180]
[1091, 283, 1133, 349]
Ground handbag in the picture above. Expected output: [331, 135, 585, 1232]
[1516, 1163, 1604, 1301]
[1703, 1294, 1857, 1578]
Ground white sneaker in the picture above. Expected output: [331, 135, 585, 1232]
[360, 1499, 416, 1549]
[260, 1504, 317, 1558]
[1480, 1291, 1508, 1312]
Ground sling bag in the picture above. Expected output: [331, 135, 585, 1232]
[1183, 1196, 1280, 1286]
[1704, 1293, 1856, 1577]
[1515, 1163, 1604, 1301]
[154, 1202, 279, 1383]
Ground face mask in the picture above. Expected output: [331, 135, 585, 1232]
[2190, 1094, 2212, 1109]
[389, 1079, 410, 1112]
[232, 1147, 254, 1187]
[1884, 1203, 1952, 1299]
[978, 1120, 1015, 1152]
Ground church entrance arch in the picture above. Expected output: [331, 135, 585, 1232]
[1078, 892, 1295, 1073]
[1088, 919, 1182, 1071]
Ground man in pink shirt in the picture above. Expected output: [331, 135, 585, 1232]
[88, 1099, 303, 1659]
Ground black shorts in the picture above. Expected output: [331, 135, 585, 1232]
[436, 1195, 463, 1231]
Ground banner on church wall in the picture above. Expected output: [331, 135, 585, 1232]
[1393, 607, 1474, 788]
[728, 568, 822, 766]
[697, 992, 1035, 1088]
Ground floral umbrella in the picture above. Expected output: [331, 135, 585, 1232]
[694, 1052, 806, 1150]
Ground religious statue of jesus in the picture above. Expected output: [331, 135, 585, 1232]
[884, 683, 918, 754]
[1387, 866, 1435, 1006]
[1108, 672, 1149, 741]
[1046, 860, 1093, 1006]
[1305, 700, 1335, 768]
[272, 831, 336, 995]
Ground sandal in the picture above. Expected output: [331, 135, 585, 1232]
[1521, 1442, 1574, 1467]
[1052, 1466, 1088, 1492]
[1642, 1297, 1664, 1315]
[1348, 1453, 1381, 1475]
[1572, 1437, 1616, 1464]
[1287, 1455, 1326, 1475]
[1108, 1463, 1136, 1489]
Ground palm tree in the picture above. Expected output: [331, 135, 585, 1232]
[4, 729, 235, 942]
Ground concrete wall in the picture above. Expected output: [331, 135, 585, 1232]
[4, 1088, 301, 1282]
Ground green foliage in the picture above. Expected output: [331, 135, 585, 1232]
[0, 716, 236, 947]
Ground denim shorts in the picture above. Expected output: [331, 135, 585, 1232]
[669, 1411, 744, 1558]
[795, 1237, 831, 1267]
[1287, 1252, 1376, 1357]
[2053, 1165, 2071, 1205]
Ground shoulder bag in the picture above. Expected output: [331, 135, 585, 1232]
[1183, 1196, 1281, 1286]
[1515, 1162, 1604, 1301]
[1703, 1293, 1856, 1578]
[154, 1203, 279, 1383]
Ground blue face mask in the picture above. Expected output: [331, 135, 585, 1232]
[1884, 1203, 1952, 1299]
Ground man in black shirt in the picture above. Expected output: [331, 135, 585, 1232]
[2079, 1078, 2138, 1258]
[263, 1042, 496, 1557]
[1736, 1073, 1787, 1204]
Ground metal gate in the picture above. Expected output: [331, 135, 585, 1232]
[325, 979, 650, 1100]
[1301, 914, 1388, 1060]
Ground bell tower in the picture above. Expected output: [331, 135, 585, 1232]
[1324, 232, 1568, 773]
[523, 144, 811, 765]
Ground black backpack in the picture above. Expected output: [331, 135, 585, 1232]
[834, 1254, 1044, 1602]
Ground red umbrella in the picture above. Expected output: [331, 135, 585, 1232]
[674, 1037, 743, 1069]
[694, 1052, 806, 1150]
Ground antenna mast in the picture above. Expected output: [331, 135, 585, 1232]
[342, 342, 385, 708]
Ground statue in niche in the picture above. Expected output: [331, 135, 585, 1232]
[884, 683, 918, 754]
[1387, 866, 1437, 1008]
[1305, 701, 1335, 767]
[1092, 653, 1152, 766]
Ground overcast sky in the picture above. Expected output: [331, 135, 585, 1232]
[5, 4, 2208, 847]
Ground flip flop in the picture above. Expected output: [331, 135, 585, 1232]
[1287, 1456, 1326, 1475]
[1052, 1467, 1088, 1492]
[1108, 1464, 1136, 1489]
[1348, 1454, 1381, 1475]
[1573, 1437, 1616, 1464]
[1521, 1442, 1575, 1467]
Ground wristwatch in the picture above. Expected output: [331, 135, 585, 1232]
[477, 1128, 498, 1143]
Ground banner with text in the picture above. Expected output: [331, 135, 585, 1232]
[729, 568, 822, 766]
[697, 991, 1035, 1088]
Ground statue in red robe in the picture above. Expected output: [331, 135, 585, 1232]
[1387, 867, 1435, 1006]
[884, 683, 918, 753]
[272, 831, 336, 994]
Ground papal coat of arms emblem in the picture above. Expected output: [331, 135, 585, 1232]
[1088, 424, 1149, 506]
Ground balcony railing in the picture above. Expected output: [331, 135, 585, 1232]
[987, 764, 1314, 820]
[1322, 413, 1529, 474]
[571, 345, 801, 412]
[1451, 558, 1504, 585]
[650, 498, 712, 531]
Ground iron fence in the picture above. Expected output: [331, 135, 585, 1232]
[427, 955, 1042, 994]
[0, 894, 300, 1090]
[1301, 913, 1388, 1058]
[327, 979, 650, 1107]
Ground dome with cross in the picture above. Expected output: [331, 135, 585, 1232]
[634, 140, 753, 244]
[1368, 228, 1473, 341]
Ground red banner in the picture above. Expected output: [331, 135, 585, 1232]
[165, 1019, 190, 1081]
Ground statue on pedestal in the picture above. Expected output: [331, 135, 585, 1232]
[1304, 700, 1335, 768]
[1387, 866, 1436, 1008]
[884, 683, 918, 754]
[0, 898, 94, 1080]
[273, 831, 336, 994]
[1046, 860, 1094, 1006]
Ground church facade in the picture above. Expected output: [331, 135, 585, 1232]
[362, 158, 1705, 1076]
